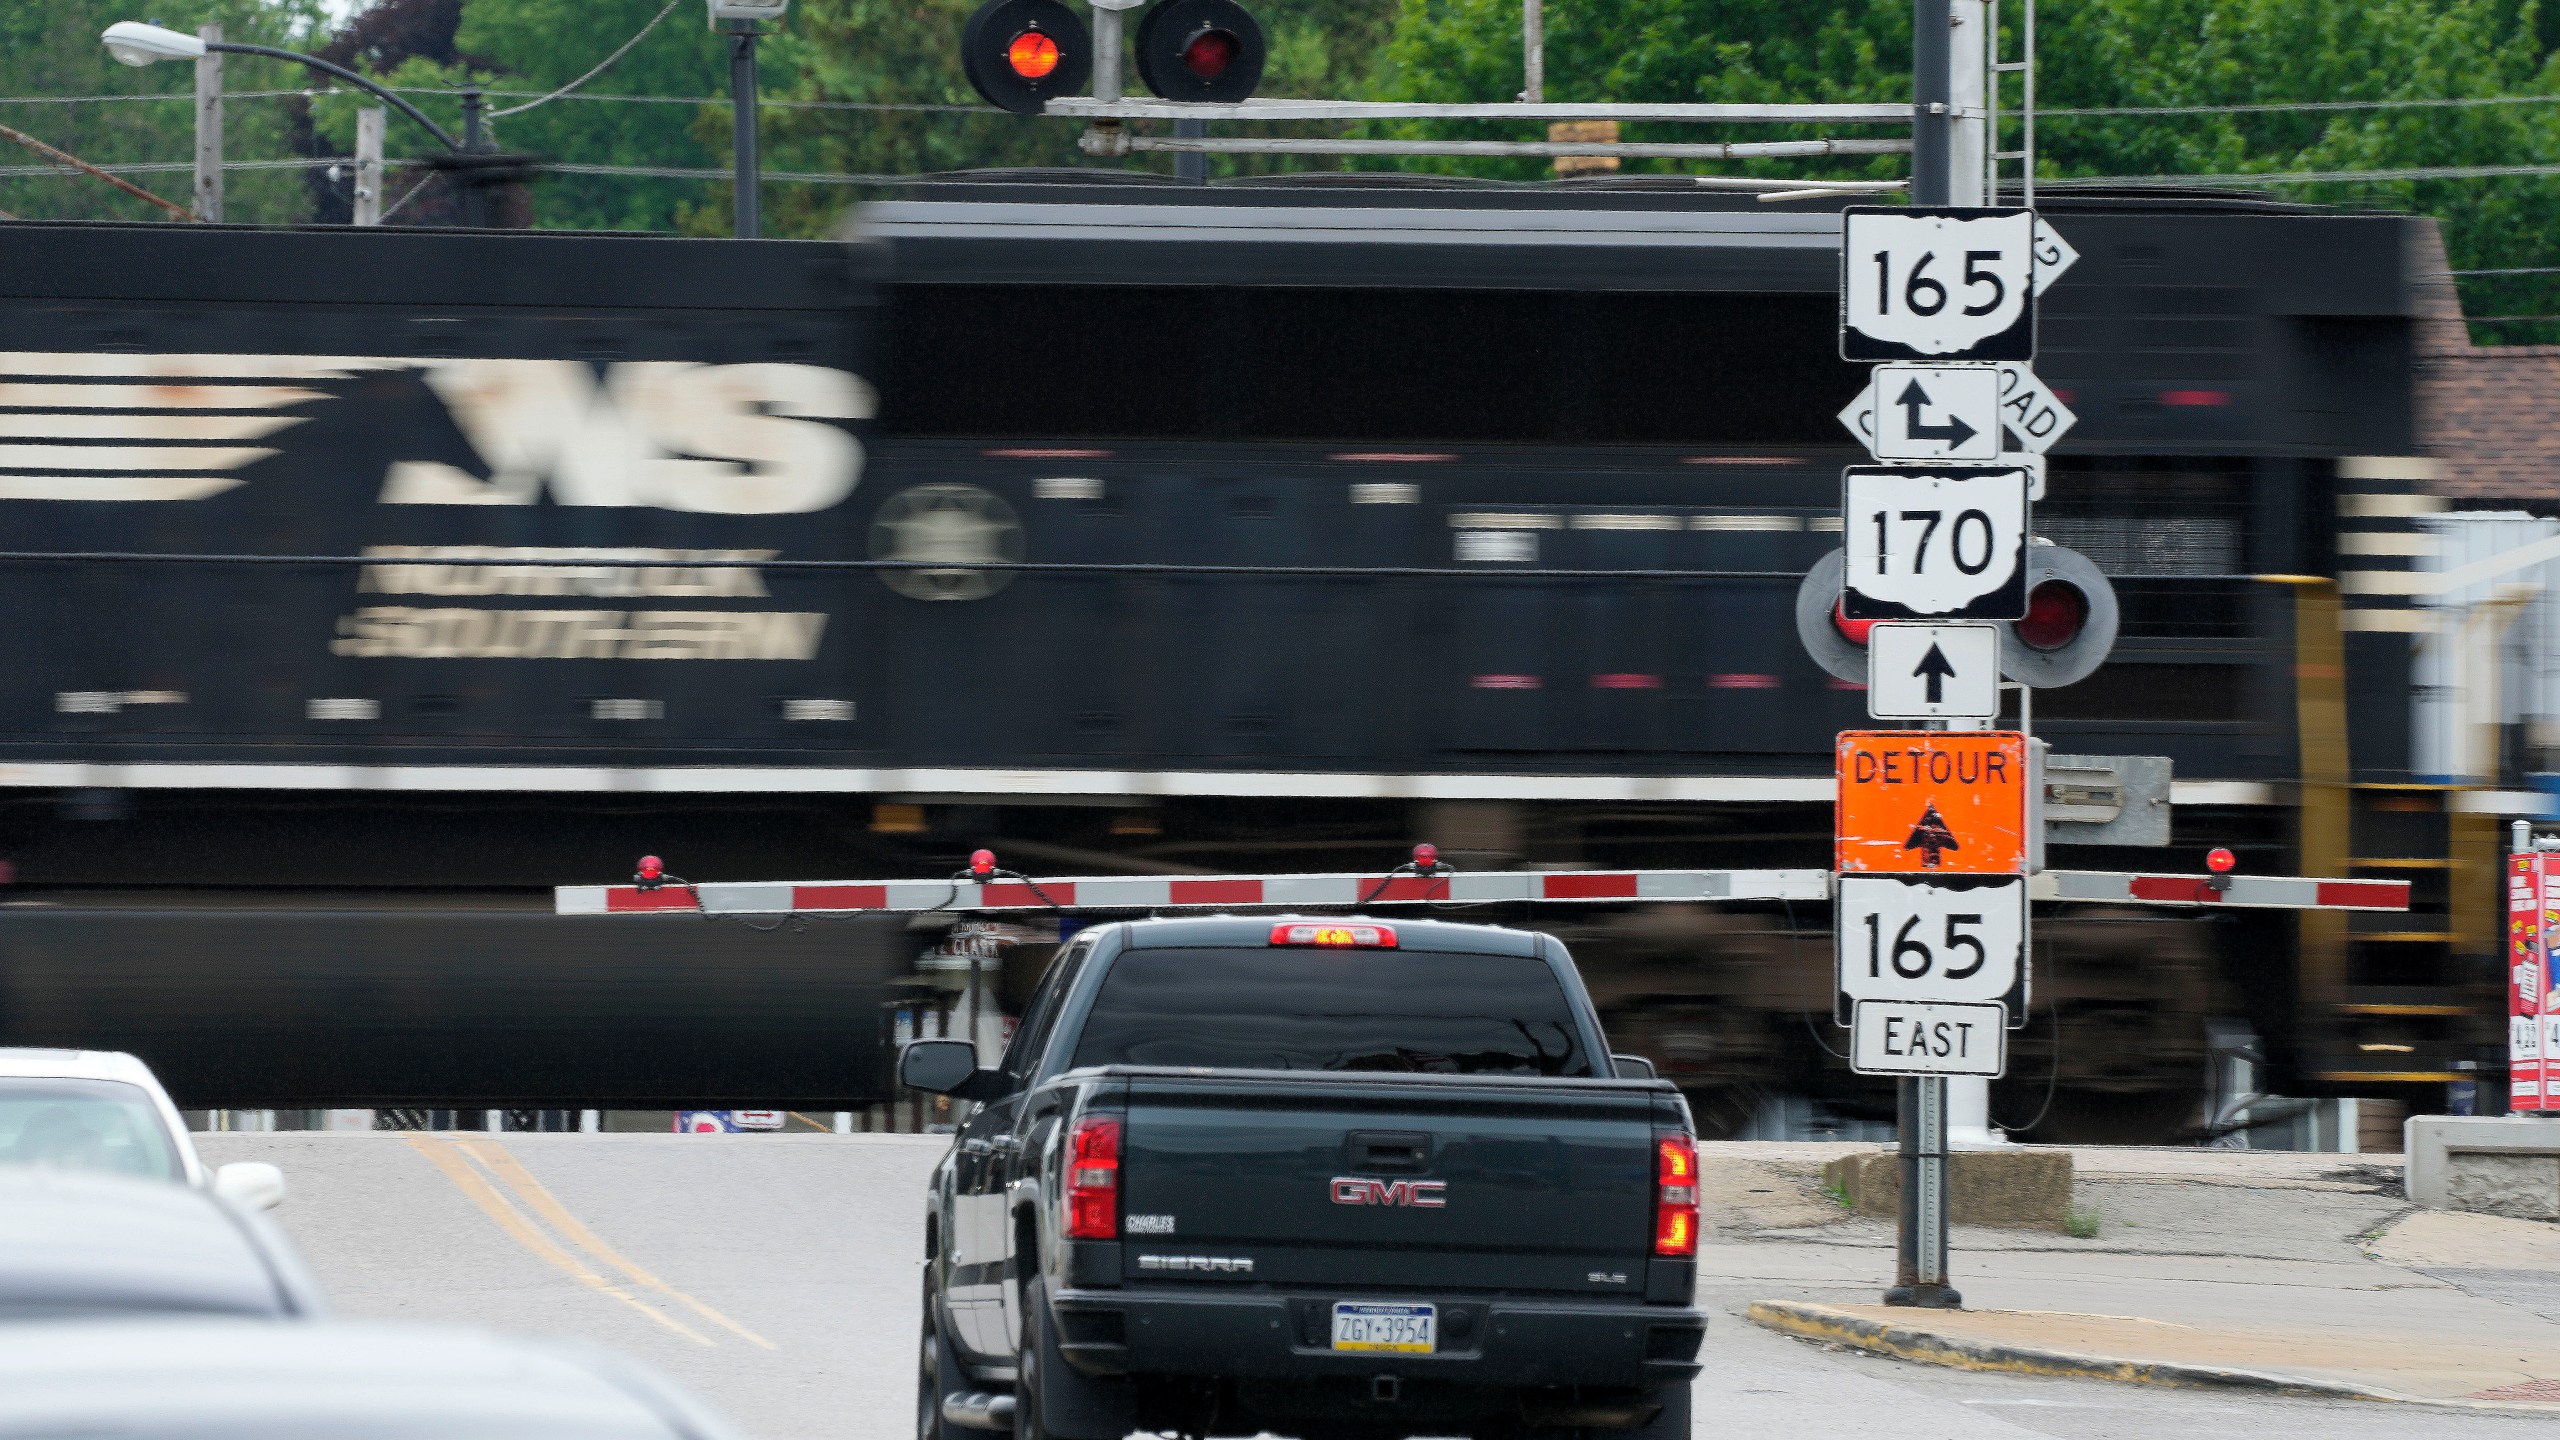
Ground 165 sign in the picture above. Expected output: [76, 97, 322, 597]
[1839, 207, 2038, 362]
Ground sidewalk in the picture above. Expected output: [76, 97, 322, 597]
[1699, 1142, 2560, 1409]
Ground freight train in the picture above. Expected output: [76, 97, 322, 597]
[0, 181, 2489, 1135]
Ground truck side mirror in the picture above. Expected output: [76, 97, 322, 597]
[900, 1038, 994, 1096]
[1611, 1053, 1659, 1080]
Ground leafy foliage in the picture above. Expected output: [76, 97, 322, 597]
[0, 0, 331, 224]
[1371, 0, 2560, 333]
[7, 0, 2560, 330]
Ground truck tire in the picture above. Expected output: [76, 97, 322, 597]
[918, 1271, 964, 1440]
[1014, 1278, 1131, 1440]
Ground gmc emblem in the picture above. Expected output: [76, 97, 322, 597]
[1331, 1177, 1447, 1208]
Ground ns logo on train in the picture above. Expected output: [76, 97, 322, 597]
[0, 351, 942, 669]
[0, 351, 875, 515]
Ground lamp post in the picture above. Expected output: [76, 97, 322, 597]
[103, 21, 522, 227]
[707, 0, 789, 239]
[106, 22, 464, 150]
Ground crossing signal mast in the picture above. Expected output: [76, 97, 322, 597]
[957, 0, 1923, 185]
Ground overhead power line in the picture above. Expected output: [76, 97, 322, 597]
[18, 86, 2560, 120]
[2083, 159, 2560, 187]
[429, 88, 1001, 115]
[2041, 92, 2560, 119]
[0, 85, 1002, 116]
[0, 89, 313, 105]
[0, 156, 341, 179]
[489, 0, 683, 119]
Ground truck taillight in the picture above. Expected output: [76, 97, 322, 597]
[1066, 1115, 1121, 1239]
[1654, 1135, 1699, 1257]
[1269, 921, 1397, 948]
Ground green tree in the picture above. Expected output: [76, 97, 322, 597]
[302, 0, 758, 232]
[1370, 0, 2560, 335]
[0, 0, 331, 224]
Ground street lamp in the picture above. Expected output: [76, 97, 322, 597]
[103, 20, 539, 227]
[104, 21, 467, 152]
[707, 0, 788, 239]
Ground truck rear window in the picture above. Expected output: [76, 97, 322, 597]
[1068, 947, 1592, 1077]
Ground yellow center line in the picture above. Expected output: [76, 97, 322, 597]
[402, 1134, 716, 1348]
[455, 1138, 780, 1351]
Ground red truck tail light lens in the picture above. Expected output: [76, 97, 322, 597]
[1066, 1115, 1121, 1239]
[1654, 1135, 1699, 1257]
[1269, 921, 1397, 948]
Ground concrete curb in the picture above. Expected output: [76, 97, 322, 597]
[1740, 1299, 2560, 1411]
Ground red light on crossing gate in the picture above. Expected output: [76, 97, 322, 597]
[1133, 0, 1264, 102]
[636, 855, 663, 881]
[1180, 27, 1238, 77]
[1412, 843, 1440, 871]
[1006, 29, 1060, 77]
[2206, 847, 2237, 874]
[2016, 580, 2089, 651]
[961, 0, 1090, 114]
[969, 849, 997, 879]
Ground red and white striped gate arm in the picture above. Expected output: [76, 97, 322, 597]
[556, 866, 1834, 916]
[2034, 870, 2410, 912]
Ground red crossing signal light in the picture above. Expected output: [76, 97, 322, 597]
[962, 0, 1092, 114]
[1134, 0, 1266, 103]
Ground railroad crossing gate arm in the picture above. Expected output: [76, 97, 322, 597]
[2031, 870, 2411, 912]
[555, 864, 1833, 916]
[555, 856, 2406, 917]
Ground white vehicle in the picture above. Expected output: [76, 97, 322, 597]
[0, 1049, 283, 1210]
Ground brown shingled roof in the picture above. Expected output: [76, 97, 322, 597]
[2416, 219, 2560, 503]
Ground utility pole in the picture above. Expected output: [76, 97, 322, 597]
[1947, 0, 1989, 205]
[352, 106, 385, 226]
[1884, 0, 1963, 1315]
[1910, 0, 1952, 207]
[1174, 117, 1207, 183]
[1941, 0, 2000, 1149]
[1520, 0, 1543, 103]
[193, 23, 222, 222]
[727, 27, 762, 237]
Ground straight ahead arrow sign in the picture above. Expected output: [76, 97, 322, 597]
[1912, 642, 1957, 704]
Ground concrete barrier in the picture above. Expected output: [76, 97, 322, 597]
[2405, 1116, 2560, 1220]
[1821, 1149, 2073, 1230]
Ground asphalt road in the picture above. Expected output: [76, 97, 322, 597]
[198, 1134, 2560, 1440]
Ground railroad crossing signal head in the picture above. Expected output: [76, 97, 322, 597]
[962, 0, 1093, 114]
[1993, 543, 2118, 689]
[1798, 543, 2120, 692]
[1793, 549, 1870, 684]
[1133, 0, 1267, 103]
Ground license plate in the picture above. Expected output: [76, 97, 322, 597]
[1330, 1302, 1436, 1354]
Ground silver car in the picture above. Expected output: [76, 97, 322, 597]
[0, 1318, 748, 1439]
[0, 1047, 284, 1209]
[0, 1168, 323, 1321]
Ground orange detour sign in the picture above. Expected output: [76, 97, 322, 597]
[1837, 731, 2030, 875]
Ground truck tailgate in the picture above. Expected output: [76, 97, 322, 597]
[1115, 1071, 1666, 1296]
